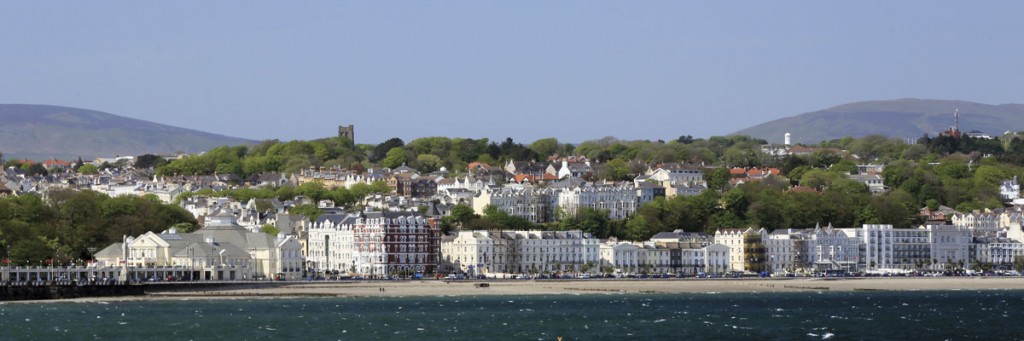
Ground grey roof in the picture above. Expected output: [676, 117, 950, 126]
[424, 204, 442, 217]
[172, 241, 249, 259]
[315, 214, 359, 225]
[193, 219, 276, 250]
[392, 165, 418, 173]
[548, 177, 587, 189]
[94, 243, 124, 259]
[650, 232, 679, 239]
[362, 210, 425, 220]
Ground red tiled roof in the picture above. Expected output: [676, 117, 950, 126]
[44, 159, 72, 167]
[512, 174, 534, 184]
[466, 162, 491, 170]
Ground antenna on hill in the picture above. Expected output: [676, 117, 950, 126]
[954, 108, 959, 133]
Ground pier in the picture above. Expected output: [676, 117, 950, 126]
[2, 264, 256, 285]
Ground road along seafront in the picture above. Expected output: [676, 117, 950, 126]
[139, 276, 1024, 300]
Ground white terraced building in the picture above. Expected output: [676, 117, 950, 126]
[766, 229, 801, 274]
[440, 230, 600, 275]
[440, 230, 497, 276]
[599, 240, 643, 273]
[306, 214, 357, 274]
[306, 210, 441, 277]
[555, 182, 639, 220]
[807, 224, 861, 272]
[472, 186, 553, 223]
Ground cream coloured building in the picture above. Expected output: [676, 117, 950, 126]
[306, 213, 357, 274]
[714, 227, 768, 272]
[439, 230, 600, 275]
[97, 211, 305, 281]
[599, 240, 642, 274]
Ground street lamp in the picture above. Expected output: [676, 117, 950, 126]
[219, 249, 226, 280]
[87, 247, 97, 267]
[251, 247, 260, 280]
[188, 247, 195, 281]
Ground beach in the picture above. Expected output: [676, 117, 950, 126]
[141, 277, 1024, 299]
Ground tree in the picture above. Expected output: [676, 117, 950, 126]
[848, 135, 894, 162]
[172, 222, 198, 234]
[800, 169, 836, 191]
[416, 154, 443, 172]
[529, 138, 559, 159]
[297, 181, 328, 202]
[260, 224, 281, 236]
[574, 208, 610, 238]
[601, 158, 633, 181]
[708, 211, 746, 230]
[746, 200, 784, 230]
[371, 138, 405, 162]
[382, 147, 407, 169]
[134, 154, 167, 169]
[828, 159, 858, 174]
[705, 167, 731, 192]
[25, 163, 48, 176]
[288, 204, 322, 220]
[449, 205, 476, 225]
[77, 164, 99, 175]
[9, 238, 53, 265]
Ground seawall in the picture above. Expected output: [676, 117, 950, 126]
[0, 284, 145, 301]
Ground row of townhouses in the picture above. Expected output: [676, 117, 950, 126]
[14, 154, 1024, 281]
[305, 210, 441, 276]
[436, 219, 1024, 278]
[90, 201, 1024, 281]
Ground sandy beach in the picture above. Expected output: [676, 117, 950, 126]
[140, 277, 1024, 299]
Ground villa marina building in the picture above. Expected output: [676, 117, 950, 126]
[94, 211, 305, 281]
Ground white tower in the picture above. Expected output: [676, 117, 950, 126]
[784, 132, 792, 146]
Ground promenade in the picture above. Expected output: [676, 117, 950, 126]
[141, 277, 1024, 299]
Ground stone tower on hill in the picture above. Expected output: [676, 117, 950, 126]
[338, 125, 354, 143]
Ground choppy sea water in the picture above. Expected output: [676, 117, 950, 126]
[1, 290, 1022, 340]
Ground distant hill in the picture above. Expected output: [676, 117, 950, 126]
[0, 104, 255, 161]
[733, 99, 1024, 144]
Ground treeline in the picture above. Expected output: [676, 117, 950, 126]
[156, 137, 360, 178]
[175, 180, 391, 220]
[0, 190, 197, 265]
[152, 134, 777, 180]
[151, 133, 1024, 184]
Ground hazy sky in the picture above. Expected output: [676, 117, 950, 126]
[2, 2, 1023, 145]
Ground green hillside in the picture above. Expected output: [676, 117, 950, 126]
[733, 99, 1024, 144]
[0, 104, 254, 160]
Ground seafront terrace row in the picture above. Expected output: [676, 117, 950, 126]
[1, 265, 258, 284]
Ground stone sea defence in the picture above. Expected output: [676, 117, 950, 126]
[0, 284, 145, 301]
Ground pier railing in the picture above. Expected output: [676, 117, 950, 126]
[2, 264, 259, 286]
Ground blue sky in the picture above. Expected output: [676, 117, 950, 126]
[2, 2, 1023, 144]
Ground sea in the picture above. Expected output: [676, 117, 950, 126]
[1, 290, 1022, 340]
